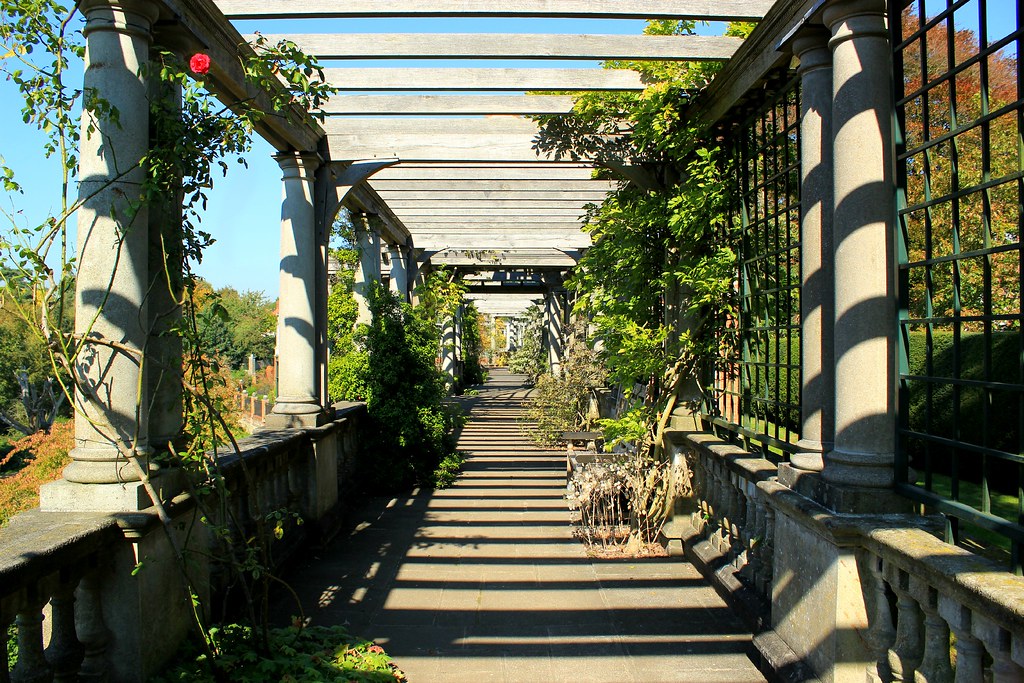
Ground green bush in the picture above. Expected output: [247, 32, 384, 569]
[904, 329, 1020, 488]
[151, 624, 405, 682]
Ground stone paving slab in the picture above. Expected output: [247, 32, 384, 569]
[274, 369, 765, 682]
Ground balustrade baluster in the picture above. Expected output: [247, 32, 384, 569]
[730, 477, 747, 564]
[972, 616, 1024, 683]
[757, 503, 775, 593]
[746, 493, 766, 591]
[47, 580, 84, 682]
[885, 565, 924, 681]
[937, 598, 983, 683]
[75, 572, 109, 682]
[737, 485, 756, 579]
[860, 551, 895, 682]
[911, 581, 952, 683]
[11, 598, 52, 683]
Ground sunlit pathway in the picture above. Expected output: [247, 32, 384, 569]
[275, 369, 765, 682]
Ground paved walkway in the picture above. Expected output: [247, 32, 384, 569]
[277, 369, 765, 682]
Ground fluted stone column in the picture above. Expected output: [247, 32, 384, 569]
[268, 152, 324, 428]
[388, 244, 408, 302]
[821, 0, 900, 508]
[353, 214, 381, 326]
[786, 26, 836, 484]
[43, 0, 161, 509]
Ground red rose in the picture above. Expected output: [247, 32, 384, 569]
[189, 53, 211, 75]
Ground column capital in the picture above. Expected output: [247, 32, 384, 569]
[274, 150, 322, 177]
[823, 0, 888, 44]
[79, 0, 160, 38]
[792, 26, 833, 75]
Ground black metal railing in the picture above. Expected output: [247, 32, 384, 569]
[704, 72, 802, 462]
[892, 0, 1024, 572]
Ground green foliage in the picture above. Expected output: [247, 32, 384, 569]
[507, 304, 546, 385]
[152, 624, 405, 682]
[522, 322, 606, 446]
[461, 303, 485, 386]
[430, 450, 466, 489]
[328, 283, 462, 492]
[904, 330, 1020, 487]
[192, 282, 276, 369]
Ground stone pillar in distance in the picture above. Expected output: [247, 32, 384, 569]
[821, 0, 903, 512]
[388, 244, 408, 303]
[353, 213, 381, 326]
[781, 25, 836, 492]
[267, 152, 325, 428]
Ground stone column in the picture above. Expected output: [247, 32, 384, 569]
[267, 152, 324, 428]
[440, 315, 456, 392]
[785, 26, 836, 486]
[388, 244, 408, 302]
[545, 286, 565, 377]
[353, 213, 381, 326]
[821, 0, 900, 510]
[147, 53, 185, 459]
[44, 0, 161, 508]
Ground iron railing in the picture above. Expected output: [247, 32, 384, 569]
[704, 72, 802, 462]
[892, 0, 1024, 571]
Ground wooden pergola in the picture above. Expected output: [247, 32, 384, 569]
[209, 0, 775, 311]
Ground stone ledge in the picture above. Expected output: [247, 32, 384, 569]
[0, 509, 122, 592]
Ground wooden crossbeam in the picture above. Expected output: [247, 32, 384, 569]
[394, 206, 588, 216]
[405, 216, 585, 225]
[324, 95, 577, 116]
[370, 166, 599, 181]
[389, 198, 592, 209]
[253, 33, 743, 61]
[375, 189, 609, 200]
[371, 179, 617, 192]
[322, 68, 645, 92]
[218, 0, 772, 21]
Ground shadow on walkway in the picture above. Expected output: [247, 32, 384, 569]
[273, 369, 765, 682]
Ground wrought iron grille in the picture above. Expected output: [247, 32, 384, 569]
[892, 0, 1024, 571]
[703, 73, 802, 462]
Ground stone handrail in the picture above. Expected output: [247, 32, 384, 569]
[0, 511, 122, 682]
[677, 430, 1024, 681]
[0, 402, 366, 682]
[669, 431, 777, 626]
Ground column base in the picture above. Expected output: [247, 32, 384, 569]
[777, 463, 826, 502]
[817, 478, 913, 514]
[265, 409, 328, 429]
[39, 469, 183, 513]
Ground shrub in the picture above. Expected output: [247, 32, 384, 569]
[0, 420, 73, 526]
[151, 624, 405, 682]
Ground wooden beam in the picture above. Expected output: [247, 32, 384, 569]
[414, 234, 591, 249]
[394, 207, 588, 216]
[389, 200, 592, 210]
[323, 95, 577, 116]
[375, 189, 609, 200]
[253, 33, 744, 61]
[218, 0, 772, 21]
[159, 0, 322, 152]
[371, 179, 618, 192]
[321, 68, 644, 92]
[402, 212, 586, 221]
[324, 117, 541, 136]
[371, 166, 599, 181]
[406, 217, 585, 226]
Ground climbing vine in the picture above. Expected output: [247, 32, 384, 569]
[0, 1, 377, 674]
[530, 20, 751, 545]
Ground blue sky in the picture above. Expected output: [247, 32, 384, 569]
[0, 6, 1017, 298]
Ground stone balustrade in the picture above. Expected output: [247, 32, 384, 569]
[668, 431, 778, 629]
[1, 512, 121, 683]
[858, 527, 1024, 683]
[0, 402, 365, 682]
[674, 429, 1024, 682]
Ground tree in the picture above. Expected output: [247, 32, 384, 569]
[899, 7, 1020, 327]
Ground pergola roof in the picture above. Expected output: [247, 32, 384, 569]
[209, 0, 776, 314]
